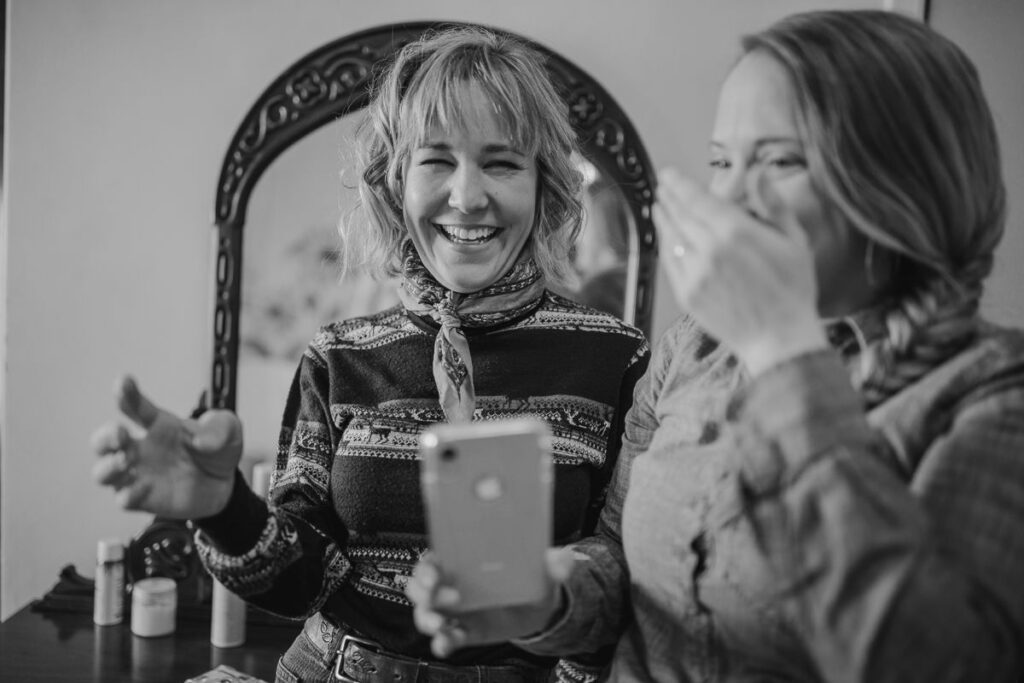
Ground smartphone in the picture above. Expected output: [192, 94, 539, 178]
[419, 418, 553, 612]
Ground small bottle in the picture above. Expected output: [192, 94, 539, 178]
[93, 538, 125, 626]
[210, 580, 247, 647]
[210, 463, 269, 649]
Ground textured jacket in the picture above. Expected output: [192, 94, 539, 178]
[519, 314, 1024, 682]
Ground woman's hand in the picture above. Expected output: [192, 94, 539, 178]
[406, 548, 576, 658]
[91, 375, 243, 519]
[653, 168, 826, 376]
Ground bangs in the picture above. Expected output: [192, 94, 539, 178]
[398, 55, 540, 157]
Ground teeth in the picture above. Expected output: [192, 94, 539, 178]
[436, 224, 499, 243]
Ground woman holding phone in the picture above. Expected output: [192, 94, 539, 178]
[408, 10, 1024, 682]
[91, 27, 649, 683]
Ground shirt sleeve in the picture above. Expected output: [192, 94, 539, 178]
[737, 349, 1024, 682]
[580, 336, 652, 538]
[551, 336, 652, 681]
[193, 346, 352, 620]
[516, 320, 686, 655]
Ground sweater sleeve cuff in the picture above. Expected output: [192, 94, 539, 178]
[736, 350, 873, 493]
[192, 470, 269, 555]
[511, 585, 574, 653]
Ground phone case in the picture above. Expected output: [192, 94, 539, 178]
[420, 418, 553, 612]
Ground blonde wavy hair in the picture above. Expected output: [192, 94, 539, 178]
[339, 26, 584, 288]
[743, 10, 1007, 403]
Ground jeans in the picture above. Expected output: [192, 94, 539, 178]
[275, 613, 344, 683]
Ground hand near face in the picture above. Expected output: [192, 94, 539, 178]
[654, 169, 826, 376]
[91, 376, 242, 519]
[406, 548, 575, 658]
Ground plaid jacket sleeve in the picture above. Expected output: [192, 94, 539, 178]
[516, 318, 701, 656]
[738, 349, 1024, 683]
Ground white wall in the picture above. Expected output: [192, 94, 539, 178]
[930, 0, 1024, 327]
[1, 0, 984, 620]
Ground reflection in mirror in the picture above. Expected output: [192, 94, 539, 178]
[237, 121, 639, 460]
[551, 155, 637, 319]
[239, 114, 396, 358]
[237, 113, 398, 458]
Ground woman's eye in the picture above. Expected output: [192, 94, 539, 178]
[709, 158, 730, 170]
[764, 155, 805, 170]
[487, 159, 524, 171]
[420, 158, 453, 167]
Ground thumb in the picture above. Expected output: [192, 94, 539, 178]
[545, 546, 577, 585]
[190, 410, 243, 453]
[116, 375, 162, 429]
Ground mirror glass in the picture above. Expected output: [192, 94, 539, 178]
[552, 154, 637, 320]
[236, 115, 638, 460]
[237, 115, 391, 458]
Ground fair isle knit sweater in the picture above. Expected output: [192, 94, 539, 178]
[195, 292, 649, 666]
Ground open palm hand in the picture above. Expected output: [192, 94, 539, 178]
[91, 376, 242, 519]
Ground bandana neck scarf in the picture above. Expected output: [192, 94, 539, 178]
[396, 241, 546, 423]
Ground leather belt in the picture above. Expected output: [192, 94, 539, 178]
[334, 633, 547, 683]
[302, 613, 545, 683]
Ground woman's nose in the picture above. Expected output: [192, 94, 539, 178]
[710, 167, 748, 206]
[447, 166, 488, 213]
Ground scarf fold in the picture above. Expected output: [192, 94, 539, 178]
[396, 241, 546, 422]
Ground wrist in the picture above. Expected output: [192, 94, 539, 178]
[195, 471, 243, 521]
[193, 471, 269, 554]
[206, 478, 236, 518]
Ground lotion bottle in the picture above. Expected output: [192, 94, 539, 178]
[93, 538, 125, 626]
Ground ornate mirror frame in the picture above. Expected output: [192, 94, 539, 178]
[210, 21, 657, 410]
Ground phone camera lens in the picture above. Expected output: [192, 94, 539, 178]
[441, 448, 456, 462]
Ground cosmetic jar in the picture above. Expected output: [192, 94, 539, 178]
[131, 577, 177, 637]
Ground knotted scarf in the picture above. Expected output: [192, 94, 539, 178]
[396, 241, 546, 422]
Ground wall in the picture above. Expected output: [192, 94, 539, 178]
[931, 0, 1024, 327]
[0, 0, 976, 620]
[0, 0, 6, 622]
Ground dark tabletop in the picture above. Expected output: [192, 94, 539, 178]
[0, 603, 299, 682]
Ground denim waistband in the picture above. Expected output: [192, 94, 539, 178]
[300, 612, 549, 683]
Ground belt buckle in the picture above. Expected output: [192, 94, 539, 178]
[333, 633, 382, 683]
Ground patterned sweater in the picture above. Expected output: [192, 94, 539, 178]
[195, 292, 649, 666]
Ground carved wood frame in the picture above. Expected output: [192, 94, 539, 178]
[210, 21, 657, 409]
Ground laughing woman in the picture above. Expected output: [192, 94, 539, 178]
[91, 27, 648, 683]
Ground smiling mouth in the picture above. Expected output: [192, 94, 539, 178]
[434, 224, 501, 245]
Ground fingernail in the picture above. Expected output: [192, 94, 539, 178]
[451, 627, 467, 647]
[436, 587, 460, 607]
[425, 611, 445, 632]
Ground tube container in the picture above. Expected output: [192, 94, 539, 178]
[210, 580, 247, 647]
[93, 538, 125, 626]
